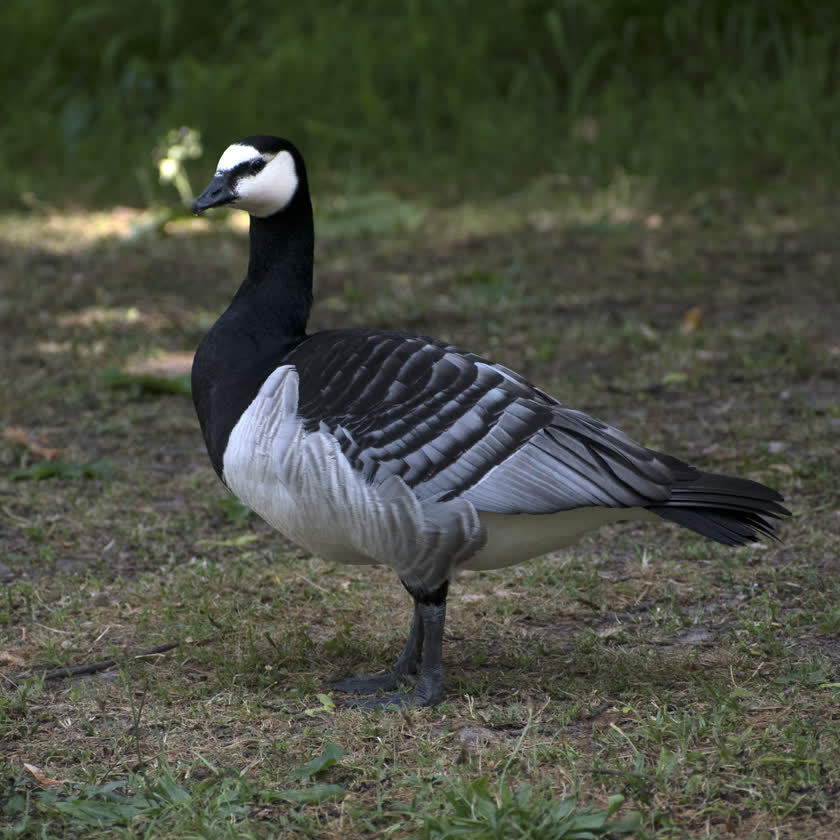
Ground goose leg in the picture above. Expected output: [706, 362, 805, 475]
[407, 596, 446, 706]
[329, 581, 449, 708]
[393, 600, 424, 676]
[327, 602, 423, 694]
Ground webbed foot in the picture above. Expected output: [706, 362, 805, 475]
[327, 673, 401, 694]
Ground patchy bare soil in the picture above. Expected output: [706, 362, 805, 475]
[1, 200, 838, 838]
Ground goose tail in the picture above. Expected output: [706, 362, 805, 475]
[647, 471, 790, 546]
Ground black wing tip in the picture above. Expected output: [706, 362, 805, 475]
[648, 506, 787, 546]
[648, 469, 791, 546]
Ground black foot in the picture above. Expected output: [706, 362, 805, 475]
[329, 580, 449, 710]
[348, 691, 422, 710]
[343, 667, 443, 709]
[327, 673, 400, 695]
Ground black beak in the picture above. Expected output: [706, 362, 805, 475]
[192, 175, 237, 214]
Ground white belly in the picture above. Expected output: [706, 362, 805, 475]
[465, 507, 658, 571]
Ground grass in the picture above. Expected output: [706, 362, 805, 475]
[1, 181, 839, 838]
[3, 1, 840, 207]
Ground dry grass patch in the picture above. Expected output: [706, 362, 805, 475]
[2, 199, 838, 837]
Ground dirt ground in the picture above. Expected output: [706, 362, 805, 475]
[1, 201, 838, 838]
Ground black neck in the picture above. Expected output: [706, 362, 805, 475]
[232, 190, 314, 341]
[192, 188, 315, 479]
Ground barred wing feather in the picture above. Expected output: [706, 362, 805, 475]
[289, 329, 680, 514]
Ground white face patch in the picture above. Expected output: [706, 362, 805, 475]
[215, 143, 262, 173]
[214, 145, 299, 218]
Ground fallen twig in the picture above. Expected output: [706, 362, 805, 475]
[13, 641, 183, 684]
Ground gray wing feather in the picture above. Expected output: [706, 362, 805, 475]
[462, 414, 675, 513]
[288, 329, 683, 514]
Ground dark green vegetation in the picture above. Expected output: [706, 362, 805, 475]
[1, 191, 838, 837]
[3, 1, 840, 206]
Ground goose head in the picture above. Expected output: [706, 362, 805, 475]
[192, 135, 306, 218]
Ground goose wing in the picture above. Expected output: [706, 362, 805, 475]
[286, 329, 680, 514]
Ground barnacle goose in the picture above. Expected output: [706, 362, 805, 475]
[191, 135, 789, 708]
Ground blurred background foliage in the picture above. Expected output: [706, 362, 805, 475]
[3, 0, 839, 207]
